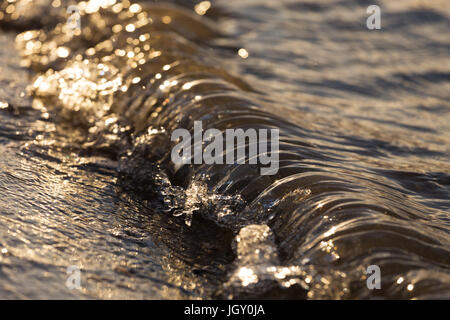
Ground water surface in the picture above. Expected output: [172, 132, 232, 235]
[0, 0, 449, 299]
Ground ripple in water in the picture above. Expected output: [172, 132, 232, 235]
[0, 0, 449, 299]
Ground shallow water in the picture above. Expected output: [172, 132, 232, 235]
[0, 0, 449, 299]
